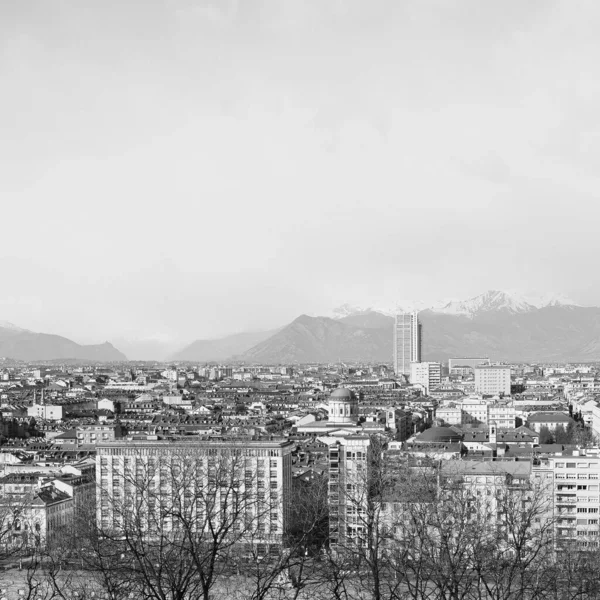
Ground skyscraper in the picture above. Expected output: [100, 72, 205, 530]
[393, 311, 421, 376]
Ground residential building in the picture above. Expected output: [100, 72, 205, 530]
[474, 366, 511, 396]
[27, 403, 63, 421]
[410, 362, 441, 394]
[96, 438, 293, 548]
[435, 406, 462, 426]
[527, 412, 574, 433]
[328, 436, 371, 548]
[76, 424, 123, 445]
[533, 451, 600, 550]
[393, 312, 421, 377]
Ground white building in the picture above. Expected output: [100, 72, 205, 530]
[533, 451, 600, 550]
[328, 436, 371, 548]
[27, 404, 63, 421]
[96, 439, 293, 549]
[410, 362, 441, 394]
[474, 366, 511, 396]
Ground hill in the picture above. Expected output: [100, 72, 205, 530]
[237, 314, 392, 363]
[169, 329, 279, 362]
[0, 325, 127, 362]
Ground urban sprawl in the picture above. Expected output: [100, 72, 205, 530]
[0, 312, 598, 598]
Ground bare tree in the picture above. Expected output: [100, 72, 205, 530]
[89, 441, 291, 600]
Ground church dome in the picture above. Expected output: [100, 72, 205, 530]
[328, 388, 358, 424]
[329, 388, 356, 401]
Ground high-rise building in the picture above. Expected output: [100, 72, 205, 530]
[393, 312, 421, 376]
[410, 361, 441, 394]
[328, 436, 372, 548]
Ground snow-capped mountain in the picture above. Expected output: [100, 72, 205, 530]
[435, 290, 536, 317]
[331, 290, 584, 320]
[330, 304, 372, 319]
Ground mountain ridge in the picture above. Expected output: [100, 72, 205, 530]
[0, 326, 127, 362]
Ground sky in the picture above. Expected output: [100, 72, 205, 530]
[2, 0, 600, 346]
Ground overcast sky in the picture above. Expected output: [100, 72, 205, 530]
[2, 0, 600, 344]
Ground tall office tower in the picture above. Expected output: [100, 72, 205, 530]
[97, 439, 293, 551]
[393, 312, 421, 376]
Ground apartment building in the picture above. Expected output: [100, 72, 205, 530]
[527, 412, 573, 433]
[76, 424, 123, 445]
[96, 438, 293, 549]
[436, 400, 516, 428]
[410, 362, 441, 394]
[328, 436, 371, 548]
[27, 403, 63, 421]
[533, 452, 600, 549]
[474, 366, 511, 396]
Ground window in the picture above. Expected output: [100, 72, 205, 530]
[567, 463, 576, 468]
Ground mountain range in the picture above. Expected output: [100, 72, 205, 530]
[187, 290, 600, 364]
[2, 290, 600, 363]
[0, 323, 127, 362]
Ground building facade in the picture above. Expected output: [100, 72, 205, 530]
[328, 436, 371, 548]
[474, 366, 511, 396]
[410, 362, 441, 394]
[393, 312, 421, 377]
[533, 451, 600, 550]
[96, 439, 293, 549]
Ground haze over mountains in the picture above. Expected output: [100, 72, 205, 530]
[180, 290, 600, 364]
[1, 290, 599, 363]
[0, 323, 126, 362]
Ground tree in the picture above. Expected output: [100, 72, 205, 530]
[538, 426, 554, 444]
[89, 442, 279, 600]
[555, 424, 569, 445]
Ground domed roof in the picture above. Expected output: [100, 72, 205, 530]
[416, 427, 462, 443]
[329, 388, 356, 401]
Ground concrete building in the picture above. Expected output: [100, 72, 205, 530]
[474, 366, 511, 396]
[76, 424, 123, 445]
[435, 406, 462, 426]
[27, 404, 63, 421]
[393, 312, 421, 377]
[410, 362, 441, 394]
[328, 436, 371, 548]
[533, 451, 600, 550]
[527, 412, 573, 433]
[96, 438, 293, 549]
